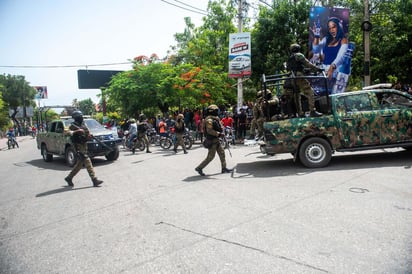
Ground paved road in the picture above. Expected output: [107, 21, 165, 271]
[0, 137, 411, 273]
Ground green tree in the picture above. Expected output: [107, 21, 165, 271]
[77, 98, 95, 116]
[0, 74, 36, 129]
[0, 87, 10, 132]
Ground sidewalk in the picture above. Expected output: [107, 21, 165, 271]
[0, 135, 34, 151]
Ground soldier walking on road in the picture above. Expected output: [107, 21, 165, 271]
[65, 111, 103, 187]
[173, 113, 187, 154]
[195, 104, 233, 176]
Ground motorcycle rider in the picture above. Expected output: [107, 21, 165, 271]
[127, 118, 137, 149]
[65, 110, 103, 187]
[195, 104, 232, 176]
[136, 114, 151, 153]
[6, 128, 19, 148]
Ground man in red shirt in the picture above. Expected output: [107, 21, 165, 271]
[221, 112, 234, 128]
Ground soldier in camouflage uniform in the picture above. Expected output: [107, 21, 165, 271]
[284, 43, 323, 117]
[173, 113, 187, 154]
[136, 114, 151, 153]
[65, 111, 103, 187]
[249, 91, 265, 139]
[195, 105, 232, 176]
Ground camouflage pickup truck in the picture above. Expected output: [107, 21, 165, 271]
[260, 88, 412, 168]
[36, 117, 121, 166]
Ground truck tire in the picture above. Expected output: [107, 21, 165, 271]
[105, 147, 120, 161]
[299, 137, 332, 168]
[65, 146, 77, 167]
[41, 144, 53, 162]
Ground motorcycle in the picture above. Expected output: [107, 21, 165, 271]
[159, 132, 173, 149]
[123, 130, 146, 153]
[7, 136, 18, 149]
[224, 126, 236, 147]
[147, 128, 161, 146]
[183, 127, 194, 150]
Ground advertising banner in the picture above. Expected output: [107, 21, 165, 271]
[34, 86, 48, 99]
[308, 7, 351, 94]
[228, 32, 251, 78]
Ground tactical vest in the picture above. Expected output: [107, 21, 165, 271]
[70, 122, 88, 144]
[205, 116, 222, 139]
[287, 53, 304, 72]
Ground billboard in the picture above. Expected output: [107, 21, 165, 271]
[34, 86, 48, 99]
[228, 32, 251, 78]
[309, 7, 351, 94]
[77, 70, 123, 89]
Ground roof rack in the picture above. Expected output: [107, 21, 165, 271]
[362, 83, 392, 90]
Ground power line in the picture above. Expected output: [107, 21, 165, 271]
[0, 62, 132, 69]
[160, 0, 208, 16]
[172, 0, 207, 13]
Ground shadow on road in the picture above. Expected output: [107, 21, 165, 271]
[26, 157, 113, 171]
[36, 185, 96, 197]
[235, 149, 412, 178]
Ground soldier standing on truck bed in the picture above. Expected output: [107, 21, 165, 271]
[283, 43, 323, 117]
[65, 111, 103, 187]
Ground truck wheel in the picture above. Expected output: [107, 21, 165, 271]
[105, 147, 120, 161]
[41, 144, 53, 162]
[299, 137, 331, 168]
[65, 146, 77, 167]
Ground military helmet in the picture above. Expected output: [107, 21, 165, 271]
[290, 43, 301, 53]
[206, 104, 219, 116]
[129, 118, 136, 123]
[138, 114, 146, 121]
[72, 110, 83, 123]
[257, 90, 264, 98]
[207, 104, 218, 111]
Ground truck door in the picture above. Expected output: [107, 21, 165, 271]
[47, 122, 58, 152]
[54, 121, 65, 154]
[375, 91, 412, 144]
[335, 93, 381, 148]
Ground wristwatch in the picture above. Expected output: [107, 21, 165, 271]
[331, 63, 336, 69]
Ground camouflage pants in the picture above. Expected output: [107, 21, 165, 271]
[196, 140, 226, 170]
[173, 133, 186, 152]
[67, 144, 96, 179]
[283, 78, 316, 115]
[249, 117, 264, 137]
[137, 133, 150, 151]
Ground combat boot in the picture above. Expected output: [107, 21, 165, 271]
[195, 167, 205, 176]
[65, 176, 74, 187]
[310, 110, 323, 117]
[221, 167, 233, 174]
[92, 178, 103, 187]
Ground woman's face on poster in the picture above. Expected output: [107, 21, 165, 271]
[328, 21, 338, 38]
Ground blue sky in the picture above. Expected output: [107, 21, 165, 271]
[0, 0, 209, 107]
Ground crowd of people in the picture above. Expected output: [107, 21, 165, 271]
[116, 105, 262, 147]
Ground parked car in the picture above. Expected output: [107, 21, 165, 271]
[36, 117, 122, 166]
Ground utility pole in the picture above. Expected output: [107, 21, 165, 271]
[237, 0, 243, 112]
[363, 0, 371, 86]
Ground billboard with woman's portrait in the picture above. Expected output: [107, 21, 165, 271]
[308, 7, 352, 94]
